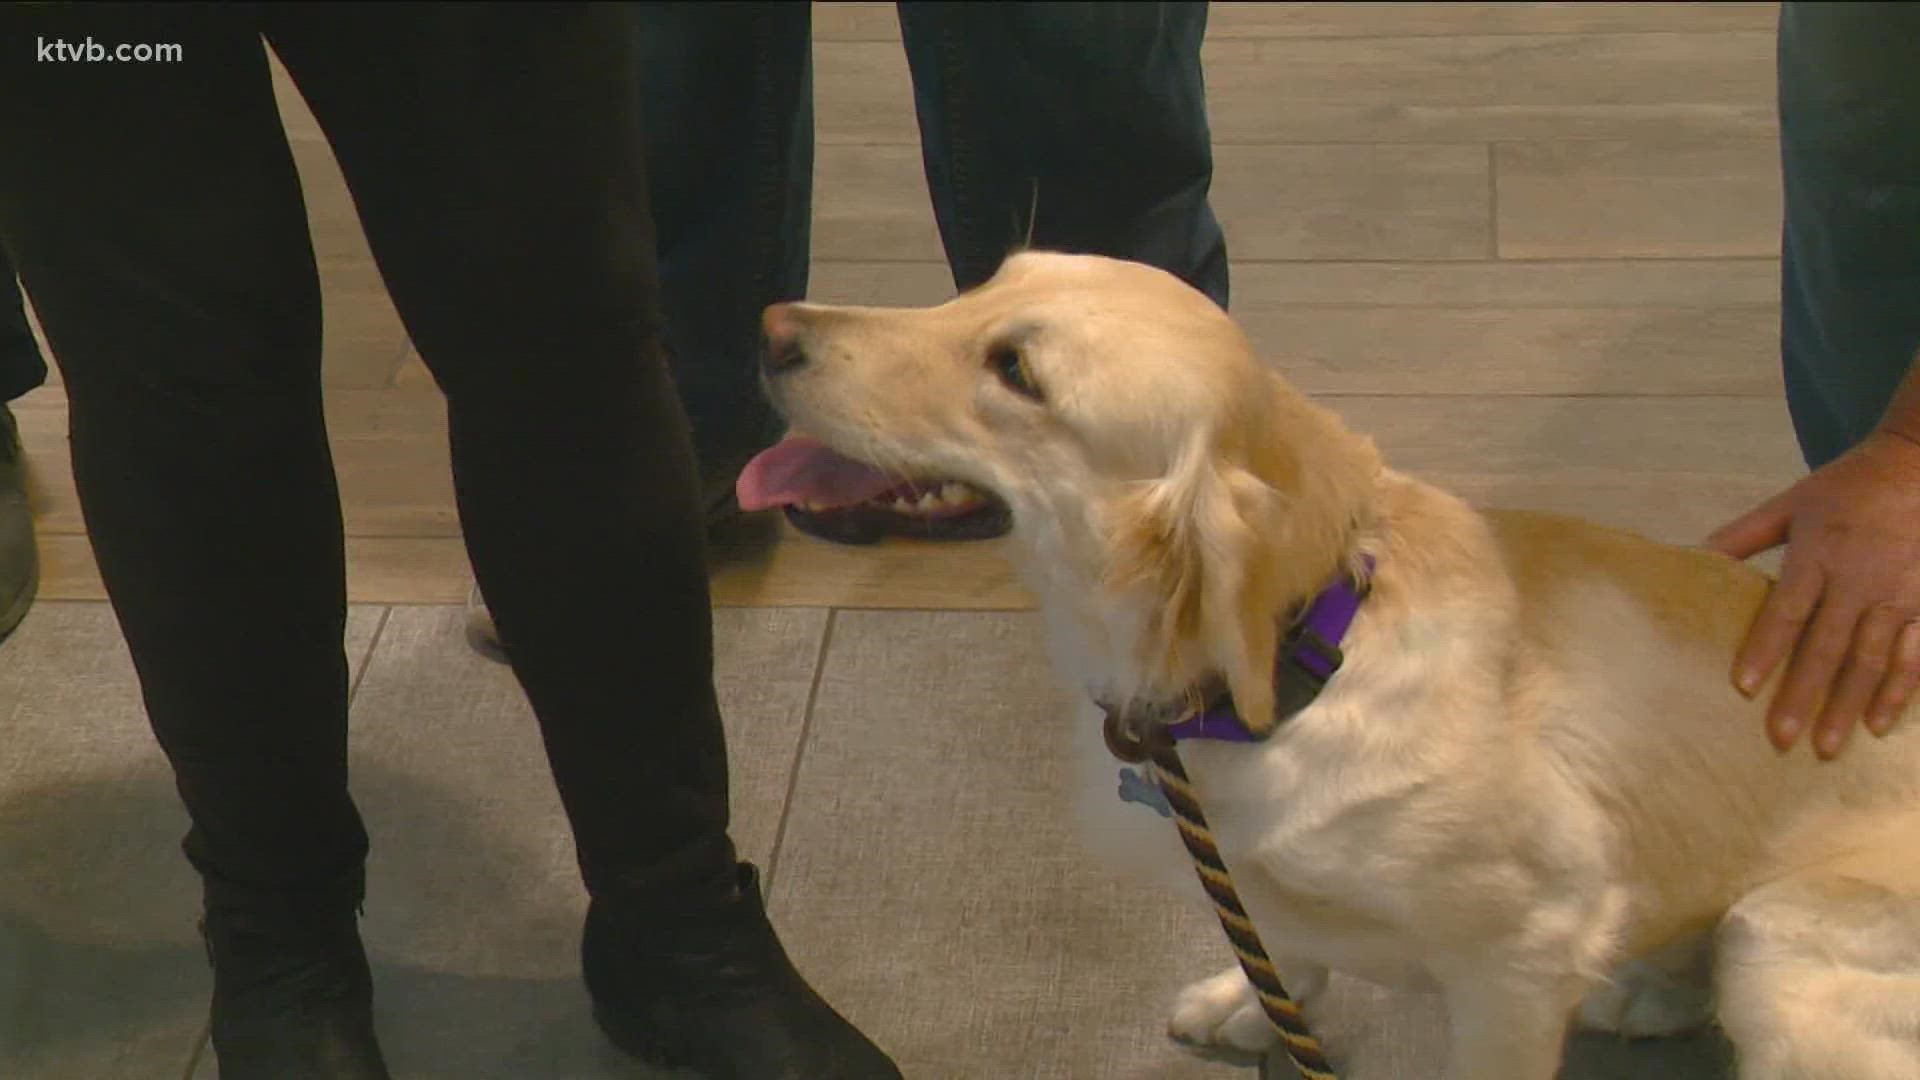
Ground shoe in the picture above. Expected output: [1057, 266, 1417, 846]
[0, 403, 37, 641]
[583, 863, 902, 1080]
[200, 904, 392, 1080]
[463, 584, 510, 663]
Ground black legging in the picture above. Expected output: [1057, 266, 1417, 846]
[1, 245, 47, 402]
[0, 7, 736, 909]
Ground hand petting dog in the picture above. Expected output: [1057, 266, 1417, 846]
[1710, 362, 1920, 760]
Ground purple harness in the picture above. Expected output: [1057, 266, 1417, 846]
[1098, 553, 1382, 780]
[1103, 556, 1375, 817]
[1163, 554, 1375, 744]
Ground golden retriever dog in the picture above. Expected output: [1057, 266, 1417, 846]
[735, 251, 1920, 1080]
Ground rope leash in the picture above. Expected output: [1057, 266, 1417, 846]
[1149, 739, 1337, 1080]
[1105, 556, 1372, 1078]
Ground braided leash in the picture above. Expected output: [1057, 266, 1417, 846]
[1149, 738, 1338, 1079]
[1103, 558, 1371, 1078]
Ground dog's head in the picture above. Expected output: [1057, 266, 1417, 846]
[740, 252, 1380, 730]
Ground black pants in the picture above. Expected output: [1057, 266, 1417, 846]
[1, 246, 45, 402]
[0, 6, 736, 908]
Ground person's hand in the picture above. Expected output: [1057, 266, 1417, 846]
[1707, 430, 1920, 759]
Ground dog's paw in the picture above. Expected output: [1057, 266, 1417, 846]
[1168, 966, 1281, 1056]
[1576, 960, 1714, 1037]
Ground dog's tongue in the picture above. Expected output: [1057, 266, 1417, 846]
[736, 435, 901, 512]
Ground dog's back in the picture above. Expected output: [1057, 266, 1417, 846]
[1488, 508, 1920, 950]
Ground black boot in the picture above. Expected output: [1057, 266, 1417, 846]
[200, 904, 392, 1080]
[583, 863, 902, 1080]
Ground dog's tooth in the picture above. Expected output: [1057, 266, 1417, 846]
[941, 482, 971, 505]
[916, 490, 939, 510]
[891, 496, 913, 512]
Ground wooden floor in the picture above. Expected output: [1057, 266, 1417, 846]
[17, 0, 1796, 610]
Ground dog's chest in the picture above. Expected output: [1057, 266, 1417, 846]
[1185, 741, 1454, 983]
[1084, 716, 1375, 869]
[1175, 738, 1379, 883]
[1078, 704, 1452, 978]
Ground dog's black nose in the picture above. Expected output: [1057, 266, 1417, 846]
[760, 303, 808, 375]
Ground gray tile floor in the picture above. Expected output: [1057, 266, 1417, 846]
[2, 601, 1743, 1079]
[0, 603, 1256, 1079]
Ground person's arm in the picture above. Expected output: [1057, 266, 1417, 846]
[1709, 353, 1920, 759]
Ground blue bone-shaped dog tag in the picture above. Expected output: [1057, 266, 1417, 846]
[1117, 766, 1172, 818]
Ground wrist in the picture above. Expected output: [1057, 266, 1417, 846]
[1873, 353, 1920, 447]
[1866, 426, 1920, 482]
[1877, 412, 1920, 450]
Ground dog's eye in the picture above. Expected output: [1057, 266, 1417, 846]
[987, 344, 1043, 401]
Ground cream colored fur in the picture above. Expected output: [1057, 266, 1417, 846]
[758, 252, 1920, 1080]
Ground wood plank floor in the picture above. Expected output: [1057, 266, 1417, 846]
[17, 1, 1797, 608]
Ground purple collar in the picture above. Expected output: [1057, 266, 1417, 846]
[1100, 555, 1376, 759]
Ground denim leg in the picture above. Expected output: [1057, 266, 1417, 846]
[1778, 2, 1920, 469]
[895, 1, 1228, 308]
[633, 2, 812, 465]
[1, 245, 49, 402]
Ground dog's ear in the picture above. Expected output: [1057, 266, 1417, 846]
[1104, 431, 1288, 736]
[1104, 378, 1378, 737]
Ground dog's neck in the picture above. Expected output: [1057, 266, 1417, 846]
[1013, 495, 1375, 720]
[1009, 395, 1384, 727]
[1096, 552, 1374, 755]
[1005, 505, 1166, 706]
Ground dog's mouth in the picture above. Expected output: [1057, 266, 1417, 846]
[736, 434, 997, 519]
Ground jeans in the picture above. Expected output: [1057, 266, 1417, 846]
[0, 5, 737, 910]
[0, 246, 47, 403]
[1778, 2, 1920, 468]
[636, 1, 1227, 461]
